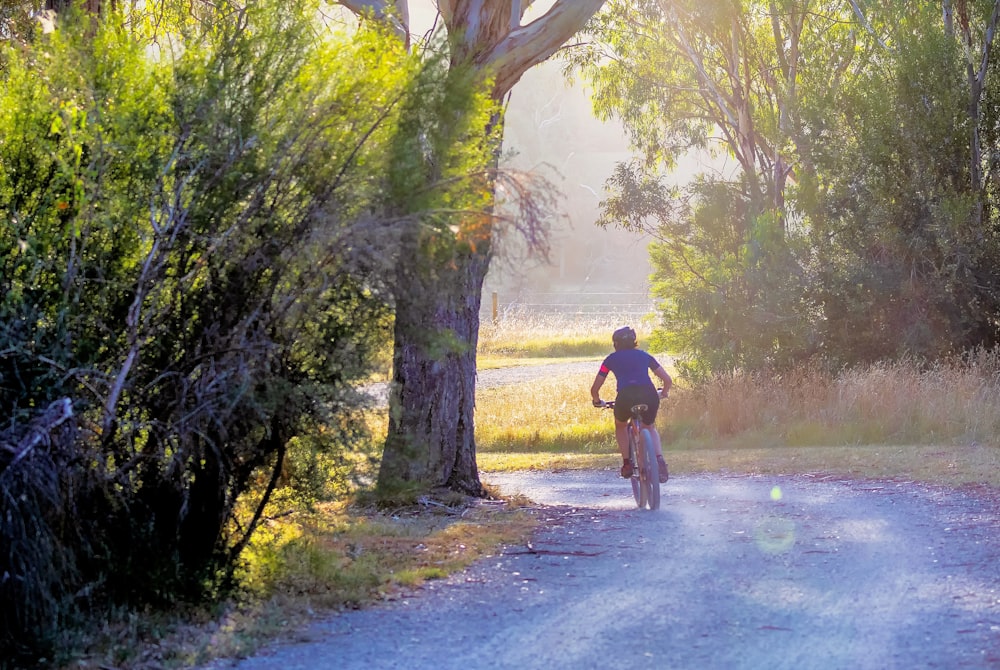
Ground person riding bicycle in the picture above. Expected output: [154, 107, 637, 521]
[590, 326, 672, 483]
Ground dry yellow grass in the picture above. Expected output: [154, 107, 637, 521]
[666, 354, 1000, 447]
[475, 371, 611, 453]
[475, 351, 1000, 488]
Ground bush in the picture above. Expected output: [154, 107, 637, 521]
[0, 3, 412, 661]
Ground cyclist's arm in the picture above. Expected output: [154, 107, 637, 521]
[652, 365, 673, 395]
[590, 373, 607, 406]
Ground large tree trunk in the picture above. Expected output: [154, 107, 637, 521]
[364, 0, 607, 496]
[378, 247, 489, 496]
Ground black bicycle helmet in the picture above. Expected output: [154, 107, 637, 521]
[612, 326, 637, 348]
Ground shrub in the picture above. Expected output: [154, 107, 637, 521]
[0, 2, 411, 660]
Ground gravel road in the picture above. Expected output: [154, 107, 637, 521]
[206, 470, 1000, 670]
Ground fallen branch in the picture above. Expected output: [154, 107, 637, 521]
[503, 543, 607, 557]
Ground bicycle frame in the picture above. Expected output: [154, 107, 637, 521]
[602, 401, 660, 510]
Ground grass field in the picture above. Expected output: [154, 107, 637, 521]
[475, 318, 1000, 488]
[477, 312, 654, 362]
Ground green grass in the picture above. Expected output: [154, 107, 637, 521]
[665, 443, 1000, 487]
[475, 444, 1000, 487]
[479, 334, 609, 359]
[477, 313, 656, 360]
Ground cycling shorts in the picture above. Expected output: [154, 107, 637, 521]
[614, 385, 660, 425]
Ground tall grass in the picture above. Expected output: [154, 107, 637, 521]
[476, 373, 612, 454]
[667, 352, 1000, 447]
[475, 347, 1000, 486]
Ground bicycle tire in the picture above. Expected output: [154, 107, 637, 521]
[641, 428, 660, 510]
[628, 428, 643, 507]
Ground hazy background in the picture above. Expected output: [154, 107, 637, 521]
[408, 2, 658, 320]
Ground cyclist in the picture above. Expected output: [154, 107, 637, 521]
[590, 326, 672, 483]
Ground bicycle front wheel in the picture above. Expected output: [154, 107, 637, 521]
[640, 428, 660, 510]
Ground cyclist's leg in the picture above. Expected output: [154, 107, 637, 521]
[637, 388, 669, 483]
[615, 420, 635, 478]
[636, 387, 663, 456]
[614, 420, 629, 459]
[641, 421, 664, 457]
[612, 395, 634, 477]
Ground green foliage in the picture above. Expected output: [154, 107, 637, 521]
[386, 38, 500, 272]
[0, 16, 170, 416]
[0, 1, 438, 661]
[0, 0, 45, 50]
[576, 0, 1000, 377]
[805, 14, 991, 363]
[573, 0, 824, 378]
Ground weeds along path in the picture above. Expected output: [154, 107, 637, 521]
[210, 471, 1000, 670]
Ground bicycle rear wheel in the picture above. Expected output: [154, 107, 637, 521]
[628, 430, 643, 507]
[640, 428, 660, 510]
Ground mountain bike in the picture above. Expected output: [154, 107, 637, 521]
[599, 399, 660, 510]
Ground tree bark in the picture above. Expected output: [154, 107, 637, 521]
[378, 246, 489, 495]
[355, 0, 607, 496]
[961, 0, 1000, 228]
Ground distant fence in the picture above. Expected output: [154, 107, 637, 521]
[483, 291, 656, 322]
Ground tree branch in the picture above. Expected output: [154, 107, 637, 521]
[975, 0, 1000, 90]
[482, 0, 606, 96]
[845, 0, 890, 51]
[2, 398, 73, 472]
[339, 0, 409, 42]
